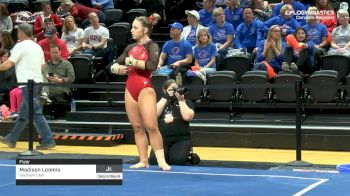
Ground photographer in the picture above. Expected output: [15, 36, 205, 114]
[149, 79, 199, 165]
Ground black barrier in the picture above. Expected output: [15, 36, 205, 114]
[285, 81, 312, 167]
[0, 80, 329, 163]
[18, 80, 43, 156]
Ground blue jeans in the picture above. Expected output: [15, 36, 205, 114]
[5, 86, 55, 145]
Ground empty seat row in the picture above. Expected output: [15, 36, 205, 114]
[151, 70, 347, 105]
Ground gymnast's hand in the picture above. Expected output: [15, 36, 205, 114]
[125, 55, 138, 66]
[110, 63, 129, 75]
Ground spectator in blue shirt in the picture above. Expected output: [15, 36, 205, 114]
[283, 27, 315, 73]
[198, 0, 216, 27]
[262, 4, 301, 40]
[157, 22, 193, 85]
[302, 6, 329, 67]
[193, 28, 217, 82]
[234, 7, 263, 53]
[209, 7, 234, 68]
[272, 0, 307, 25]
[91, 0, 114, 11]
[255, 25, 286, 76]
[181, 10, 206, 46]
[224, 0, 244, 29]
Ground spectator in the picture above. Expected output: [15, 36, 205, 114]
[224, 0, 243, 30]
[316, 0, 337, 33]
[193, 28, 217, 82]
[61, 16, 84, 56]
[234, 7, 263, 53]
[272, 0, 307, 25]
[199, 0, 216, 27]
[302, 6, 328, 67]
[0, 23, 56, 150]
[181, 10, 206, 47]
[0, 3, 12, 33]
[60, 0, 106, 28]
[0, 49, 16, 96]
[91, 0, 114, 11]
[0, 49, 20, 118]
[209, 7, 234, 68]
[36, 18, 61, 42]
[255, 25, 286, 77]
[82, 12, 114, 64]
[40, 45, 75, 105]
[34, 2, 63, 38]
[283, 27, 315, 73]
[38, 26, 69, 62]
[240, 0, 251, 8]
[157, 22, 193, 86]
[0, 31, 14, 51]
[149, 79, 196, 166]
[251, 0, 272, 22]
[262, 4, 301, 39]
[328, 9, 350, 57]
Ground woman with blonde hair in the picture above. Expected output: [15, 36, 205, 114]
[255, 25, 286, 78]
[193, 28, 217, 82]
[61, 16, 85, 56]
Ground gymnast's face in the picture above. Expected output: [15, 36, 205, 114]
[131, 20, 146, 40]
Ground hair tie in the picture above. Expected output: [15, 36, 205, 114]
[148, 15, 155, 24]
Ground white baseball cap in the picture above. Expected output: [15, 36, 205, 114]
[185, 10, 200, 21]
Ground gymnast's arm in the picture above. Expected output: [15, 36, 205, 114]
[132, 42, 160, 71]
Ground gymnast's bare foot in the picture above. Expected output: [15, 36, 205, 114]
[159, 163, 171, 171]
[129, 162, 149, 169]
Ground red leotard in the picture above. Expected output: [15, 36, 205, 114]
[126, 44, 154, 101]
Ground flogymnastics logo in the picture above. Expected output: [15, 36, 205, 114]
[285, 10, 335, 20]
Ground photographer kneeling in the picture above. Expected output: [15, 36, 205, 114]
[149, 79, 199, 165]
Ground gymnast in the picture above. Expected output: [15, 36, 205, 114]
[110, 16, 171, 171]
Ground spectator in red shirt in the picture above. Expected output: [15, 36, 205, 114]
[34, 2, 63, 37]
[60, 0, 106, 28]
[316, 0, 337, 33]
[38, 26, 69, 62]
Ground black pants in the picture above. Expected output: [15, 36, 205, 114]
[149, 139, 192, 165]
[284, 47, 314, 74]
[314, 47, 326, 70]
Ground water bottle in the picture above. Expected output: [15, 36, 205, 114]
[70, 99, 76, 112]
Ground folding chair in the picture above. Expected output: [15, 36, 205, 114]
[240, 70, 268, 102]
[224, 56, 251, 81]
[126, 8, 147, 23]
[307, 70, 339, 103]
[104, 9, 124, 27]
[273, 72, 303, 102]
[207, 71, 237, 102]
[151, 73, 169, 100]
[322, 54, 350, 80]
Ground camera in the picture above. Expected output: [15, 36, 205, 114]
[173, 87, 189, 95]
[48, 73, 54, 77]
